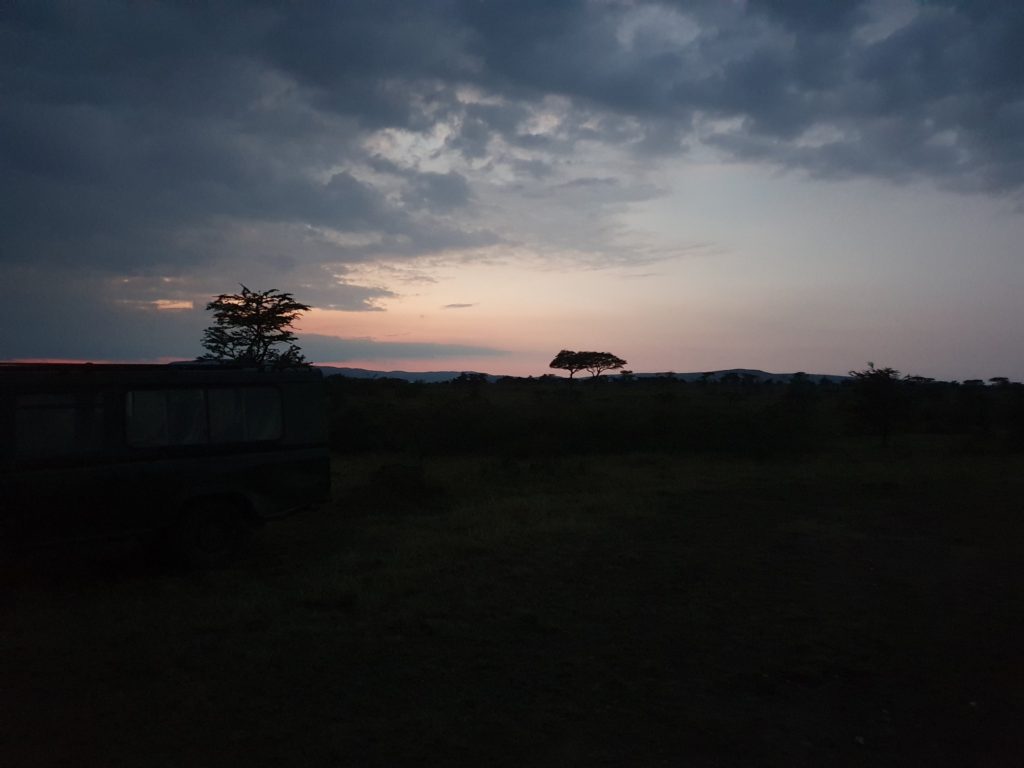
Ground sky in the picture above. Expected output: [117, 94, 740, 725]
[2, 0, 1023, 380]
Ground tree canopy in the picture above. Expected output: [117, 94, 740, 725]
[200, 285, 311, 367]
[549, 349, 627, 378]
[848, 362, 904, 444]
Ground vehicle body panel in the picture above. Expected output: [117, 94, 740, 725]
[1, 363, 330, 547]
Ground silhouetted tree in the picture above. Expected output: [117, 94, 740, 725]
[200, 285, 310, 367]
[549, 350, 627, 379]
[452, 371, 488, 398]
[549, 350, 587, 378]
[786, 371, 816, 409]
[957, 379, 992, 432]
[848, 362, 903, 444]
[580, 351, 627, 378]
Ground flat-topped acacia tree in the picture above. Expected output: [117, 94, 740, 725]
[550, 350, 627, 379]
[200, 285, 311, 367]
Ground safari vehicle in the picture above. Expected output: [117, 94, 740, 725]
[0, 362, 329, 561]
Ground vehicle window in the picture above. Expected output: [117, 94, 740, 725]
[128, 386, 281, 447]
[126, 389, 207, 447]
[15, 394, 103, 459]
[243, 387, 282, 441]
[209, 387, 282, 443]
[126, 390, 167, 446]
[167, 389, 207, 445]
[208, 388, 245, 443]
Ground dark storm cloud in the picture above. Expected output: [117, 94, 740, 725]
[0, 2, 486, 275]
[756, 0, 869, 32]
[368, 157, 472, 212]
[440, 0, 1024, 192]
[2, 0, 1022, 360]
[6, 0, 1020, 269]
[0, 266, 207, 360]
[447, 102, 531, 158]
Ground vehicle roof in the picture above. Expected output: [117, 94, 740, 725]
[0, 362, 322, 388]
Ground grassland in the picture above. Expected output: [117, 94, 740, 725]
[3, 436, 1024, 766]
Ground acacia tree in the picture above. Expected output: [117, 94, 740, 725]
[580, 351, 627, 378]
[549, 349, 587, 378]
[200, 285, 311, 367]
[549, 350, 627, 379]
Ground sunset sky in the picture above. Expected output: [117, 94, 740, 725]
[3, 0, 1023, 379]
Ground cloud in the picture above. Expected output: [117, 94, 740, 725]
[2, 0, 1022, 358]
[296, 333, 507, 362]
[440, 0, 1024, 194]
[6, 2, 1021, 273]
[0, 264, 506, 362]
[0, 265, 208, 360]
[442, 303, 477, 309]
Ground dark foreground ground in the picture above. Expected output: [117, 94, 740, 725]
[3, 443, 1024, 767]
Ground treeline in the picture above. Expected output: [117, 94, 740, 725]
[325, 372, 1024, 458]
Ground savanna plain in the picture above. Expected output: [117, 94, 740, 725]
[3, 376, 1024, 767]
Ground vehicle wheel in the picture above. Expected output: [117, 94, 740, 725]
[170, 498, 249, 567]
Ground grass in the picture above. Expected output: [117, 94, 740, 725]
[3, 444, 1024, 766]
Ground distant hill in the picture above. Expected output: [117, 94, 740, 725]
[316, 366, 499, 383]
[316, 365, 848, 384]
[636, 369, 849, 384]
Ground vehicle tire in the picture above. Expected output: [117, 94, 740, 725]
[170, 497, 250, 567]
